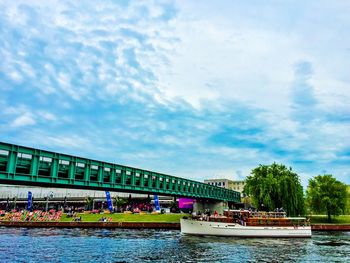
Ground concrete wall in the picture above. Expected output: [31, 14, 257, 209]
[193, 200, 228, 215]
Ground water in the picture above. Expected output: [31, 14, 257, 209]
[0, 228, 349, 262]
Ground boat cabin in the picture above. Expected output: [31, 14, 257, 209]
[223, 210, 309, 227]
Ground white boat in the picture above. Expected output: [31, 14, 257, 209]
[180, 210, 312, 238]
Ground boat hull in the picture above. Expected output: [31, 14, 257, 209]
[180, 219, 312, 238]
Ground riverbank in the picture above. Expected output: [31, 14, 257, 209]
[310, 215, 350, 224]
[311, 224, 350, 231]
[1, 220, 350, 231]
[0, 221, 180, 229]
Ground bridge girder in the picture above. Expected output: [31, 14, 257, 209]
[0, 142, 241, 202]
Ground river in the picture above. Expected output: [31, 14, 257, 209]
[0, 228, 349, 262]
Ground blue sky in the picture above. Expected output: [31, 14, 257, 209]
[0, 0, 349, 186]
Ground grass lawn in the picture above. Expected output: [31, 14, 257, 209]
[60, 213, 188, 223]
[309, 215, 350, 224]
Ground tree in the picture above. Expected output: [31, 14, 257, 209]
[85, 196, 93, 211]
[244, 163, 305, 216]
[306, 174, 347, 222]
[169, 200, 179, 213]
[346, 186, 350, 215]
[113, 196, 127, 212]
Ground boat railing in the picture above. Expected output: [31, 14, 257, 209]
[190, 213, 310, 227]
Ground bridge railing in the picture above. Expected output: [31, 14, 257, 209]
[0, 142, 241, 202]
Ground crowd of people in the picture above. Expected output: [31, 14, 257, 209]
[124, 202, 154, 213]
[0, 210, 62, 222]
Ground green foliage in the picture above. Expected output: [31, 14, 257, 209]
[169, 200, 180, 213]
[85, 196, 93, 210]
[306, 174, 348, 222]
[309, 215, 350, 225]
[346, 185, 350, 214]
[243, 163, 305, 216]
[113, 196, 128, 211]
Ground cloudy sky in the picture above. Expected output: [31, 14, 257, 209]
[1, 0, 349, 186]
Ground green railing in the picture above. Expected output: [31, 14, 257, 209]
[0, 142, 241, 202]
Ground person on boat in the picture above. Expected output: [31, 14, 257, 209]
[191, 211, 197, 220]
[214, 210, 218, 217]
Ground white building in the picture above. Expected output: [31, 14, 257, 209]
[204, 179, 245, 197]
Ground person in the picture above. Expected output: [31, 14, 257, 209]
[205, 209, 211, 217]
[191, 211, 196, 219]
[214, 210, 218, 217]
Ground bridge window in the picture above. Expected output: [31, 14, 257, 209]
[58, 160, 70, 179]
[0, 150, 8, 172]
[18, 153, 32, 159]
[144, 174, 148, 179]
[76, 163, 85, 168]
[16, 153, 32, 175]
[103, 167, 111, 183]
[134, 173, 141, 186]
[125, 171, 132, 185]
[0, 150, 9, 156]
[75, 162, 85, 180]
[38, 156, 52, 177]
[40, 156, 52, 163]
[90, 165, 99, 181]
[115, 169, 122, 183]
[59, 160, 70, 166]
[151, 176, 157, 187]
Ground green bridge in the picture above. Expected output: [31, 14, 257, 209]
[0, 142, 240, 202]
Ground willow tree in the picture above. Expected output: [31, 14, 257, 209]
[244, 163, 305, 216]
[306, 174, 348, 222]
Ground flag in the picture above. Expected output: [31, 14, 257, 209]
[105, 191, 113, 212]
[154, 195, 160, 211]
[27, 191, 33, 211]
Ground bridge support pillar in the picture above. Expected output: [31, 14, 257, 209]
[193, 200, 228, 215]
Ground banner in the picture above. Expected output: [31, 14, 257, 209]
[105, 191, 113, 212]
[27, 191, 33, 211]
[154, 195, 160, 211]
[179, 198, 194, 211]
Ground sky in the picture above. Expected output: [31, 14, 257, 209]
[0, 0, 349, 186]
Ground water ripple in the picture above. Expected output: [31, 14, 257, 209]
[0, 228, 349, 262]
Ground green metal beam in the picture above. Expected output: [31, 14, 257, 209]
[0, 142, 241, 202]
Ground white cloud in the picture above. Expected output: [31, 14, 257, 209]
[38, 111, 57, 121]
[11, 113, 36, 127]
[0, 0, 349, 186]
